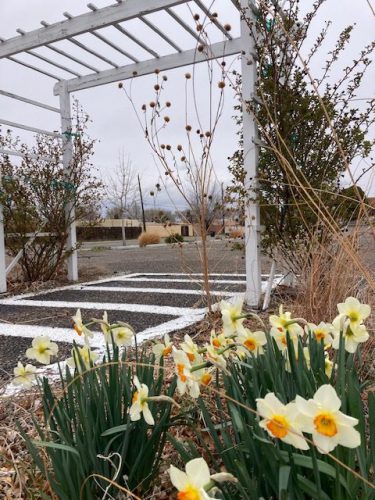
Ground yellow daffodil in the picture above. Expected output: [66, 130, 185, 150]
[172, 348, 200, 398]
[237, 329, 267, 356]
[220, 297, 246, 336]
[13, 362, 37, 388]
[67, 345, 99, 372]
[337, 297, 371, 328]
[332, 316, 369, 353]
[26, 336, 58, 365]
[324, 353, 334, 378]
[100, 311, 111, 341]
[295, 384, 361, 454]
[256, 393, 309, 450]
[153, 333, 173, 360]
[129, 376, 154, 426]
[169, 457, 237, 500]
[306, 322, 334, 346]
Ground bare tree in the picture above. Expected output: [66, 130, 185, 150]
[106, 152, 138, 245]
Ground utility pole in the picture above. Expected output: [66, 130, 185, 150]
[221, 182, 225, 235]
[241, 0, 262, 308]
[138, 174, 146, 232]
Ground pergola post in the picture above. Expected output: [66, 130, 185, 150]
[59, 82, 78, 281]
[241, 0, 262, 308]
[0, 204, 7, 293]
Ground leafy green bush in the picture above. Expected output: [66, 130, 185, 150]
[165, 232, 184, 244]
[19, 329, 176, 499]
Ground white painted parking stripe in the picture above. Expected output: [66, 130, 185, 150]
[110, 278, 247, 284]
[0, 298, 206, 317]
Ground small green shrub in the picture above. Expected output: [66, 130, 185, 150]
[165, 233, 184, 244]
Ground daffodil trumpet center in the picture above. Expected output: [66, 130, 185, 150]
[314, 412, 338, 437]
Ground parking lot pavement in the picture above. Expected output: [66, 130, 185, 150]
[0, 271, 282, 392]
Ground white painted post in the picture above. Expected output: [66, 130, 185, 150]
[59, 82, 78, 281]
[241, 0, 262, 308]
[0, 204, 7, 293]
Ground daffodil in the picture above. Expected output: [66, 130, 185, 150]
[269, 305, 304, 337]
[271, 327, 300, 353]
[26, 336, 58, 365]
[169, 457, 236, 500]
[295, 384, 361, 454]
[172, 348, 200, 398]
[337, 297, 371, 328]
[180, 334, 200, 362]
[13, 362, 37, 388]
[67, 345, 99, 371]
[306, 322, 334, 346]
[332, 316, 369, 353]
[324, 353, 334, 378]
[100, 311, 111, 341]
[220, 297, 246, 336]
[72, 309, 93, 344]
[129, 376, 154, 426]
[237, 329, 267, 356]
[112, 325, 133, 347]
[256, 393, 309, 450]
[152, 333, 172, 360]
[206, 345, 227, 370]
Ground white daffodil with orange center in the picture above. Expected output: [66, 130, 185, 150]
[256, 393, 309, 450]
[180, 334, 200, 363]
[13, 362, 37, 388]
[129, 376, 154, 426]
[332, 316, 369, 353]
[324, 353, 334, 378]
[153, 333, 173, 360]
[172, 348, 200, 398]
[72, 309, 93, 344]
[220, 297, 246, 336]
[337, 297, 371, 328]
[169, 457, 237, 500]
[206, 345, 227, 370]
[237, 329, 267, 357]
[26, 336, 58, 365]
[296, 384, 361, 454]
[271, 327, 300, 353]
[270, 305, 304, 338]
[67, 345, 99, 371]
[306, 322, 334, 346]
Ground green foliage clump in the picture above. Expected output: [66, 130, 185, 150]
[165, 232, 184, 244]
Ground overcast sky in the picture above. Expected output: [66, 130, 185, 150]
[0, 0, 374, 212]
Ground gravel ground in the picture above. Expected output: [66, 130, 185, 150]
[0, 336, 73, 383]
[77, 239, 274, 280]
[0, 306, 177, 332]
[27, 290, 222, 308]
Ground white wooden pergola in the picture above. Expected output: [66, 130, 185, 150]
[0, 0, 262, 306]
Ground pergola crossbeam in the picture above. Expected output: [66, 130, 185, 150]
[112, 23, 160, 59]
[0, 148, 58, 162]
[0, 119, 61, 138]
[3, 53, 61, 80]
[0, 90, 60, 113]
[0, 0, 187, 58]
[165, 8, 202, 42]
[54, 37, 242, 94]
[139, 16, 182, 53]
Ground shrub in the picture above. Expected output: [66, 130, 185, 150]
[165, 233, 184, 244]
[138, 232, 160, 247]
